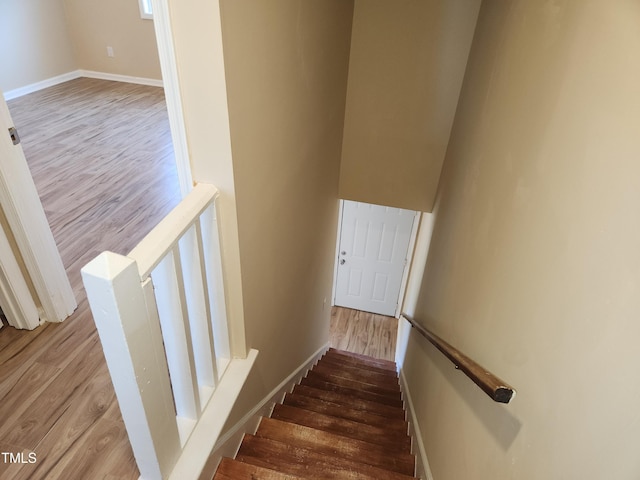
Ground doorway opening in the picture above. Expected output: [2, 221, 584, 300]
[332, 200, 420, 318]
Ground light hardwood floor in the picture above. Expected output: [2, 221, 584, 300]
[0, 78, 181, 479]
[329, 306, 398, 362]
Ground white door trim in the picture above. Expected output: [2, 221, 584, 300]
[330, 199, 345, 308]
[331, 200, 420, 318]
[0, 92, 76, 323]
[0, 221, 40, 329]
[151, 0, 193, 198]
[395, 212, 421, 317]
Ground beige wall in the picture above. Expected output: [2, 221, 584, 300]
[338, 0, 480, 212]
[403, 1, 640, 478]
[0, 0, 77, 92]
[63, 0, 161, 80]
[218, 0, 352, 426]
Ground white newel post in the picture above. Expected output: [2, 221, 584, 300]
[81, 252, 181, 480]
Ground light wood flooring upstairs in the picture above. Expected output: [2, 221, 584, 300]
[0, 78, 181, 479]
[0, 78, 399, 479]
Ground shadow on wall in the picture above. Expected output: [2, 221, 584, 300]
[410, 329, 522, 451]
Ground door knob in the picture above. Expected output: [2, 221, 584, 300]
[341, 251, 346, 255]
[340, 259, 346, 265]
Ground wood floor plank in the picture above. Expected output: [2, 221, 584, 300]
[329, 307, 398, 361]
[40, 418, 138, 480]
[0, 362, 61, 425]
[10, 363, 121, 480]
[0, 335, 105, 450]
[0, 443, 34, 479]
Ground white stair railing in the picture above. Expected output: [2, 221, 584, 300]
[81, 183, 257, 480]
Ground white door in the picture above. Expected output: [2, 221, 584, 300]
[334, 200, 417, 316]
[0, 91, 76, 327]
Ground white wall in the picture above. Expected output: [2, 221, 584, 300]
[0, 0, 77, 92]
[402, 1, 640, 478]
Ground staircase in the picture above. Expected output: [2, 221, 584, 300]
[214, 348, 417, 479]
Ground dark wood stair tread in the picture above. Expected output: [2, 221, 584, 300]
[312, 362, 401, 392]
[305, 370, 403, 400]
[236, 435, 416, 480]
[283, 392, 408, 432]
[214, 348, 416, 479]
[300, 375, 404, 408]
[292, 384, 406, 419]
[319, 353, 400, 380]
[214, 457, 304, 479]
[255, 417, 415, 476]
[327, 348, 397, 371]
[271, 404, 411, 452]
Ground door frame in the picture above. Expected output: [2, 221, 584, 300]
[0, 92, 77, 324]
[331, 199, 421, 318]
[151, 0, 193, 198]
[0, 219, 40, 329]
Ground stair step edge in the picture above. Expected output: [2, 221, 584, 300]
[238, 435, 417, 480]
[255, 417, 415, 476]
[283, 392, 409, 431]
[214, 457, 305, 479]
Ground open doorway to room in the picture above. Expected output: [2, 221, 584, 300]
[0, 2, 186, 475]
[0, 0, 184, 319]
[6, 79, 182, 293]
[330, 200, 420, 362]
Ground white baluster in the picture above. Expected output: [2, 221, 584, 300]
[81, 252, 181, 480]
[179, 223, 218, 406]
[151, 248, 200, 445]
[200, 202, 231, 376]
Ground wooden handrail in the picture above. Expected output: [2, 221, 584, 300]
[401, 313, 516, 404]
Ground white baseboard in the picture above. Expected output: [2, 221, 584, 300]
[197, 343, 329, 480]
[400, 367, 434, 480]
[79, 70, 163, 88]
[3, 70, 164, 101]
[3, 71, 83, 100]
